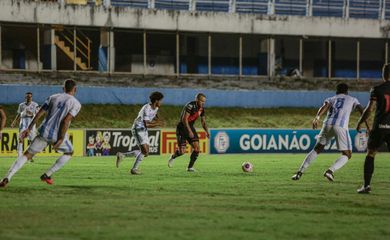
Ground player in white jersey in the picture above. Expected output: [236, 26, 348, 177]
[292, 83, 369, 181]
[116, 92, 164, 175]
[11, 92, 40, 157]
[0, 79, 81, 187]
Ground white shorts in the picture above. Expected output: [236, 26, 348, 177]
[132, 128, 149, 146]
[27, 135, 74, 155]
[317, 125, 352, 151]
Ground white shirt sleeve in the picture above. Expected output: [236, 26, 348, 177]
[69, 100, 81, 117]
[353, 98, 360, 110]
[143, 105, 152, 121]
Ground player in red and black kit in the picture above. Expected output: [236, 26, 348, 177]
[168, 93, 210, 171]
[356, 63, 390, 193]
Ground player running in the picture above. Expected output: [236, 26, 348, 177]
[0, 79, 81, 187]
[11, 92, 40, 158]
[292, 83, 368, 181]
[356, 64, 390, 194]
[116, 92, 164, 175]
[168, 93, 210, 172]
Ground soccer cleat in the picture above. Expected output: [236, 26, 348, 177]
[0, 178, 9, 188]
[40, 174, 53, 185]
[187, 168, 196, 172]
[130, 168, 141, 175]
[357, 185, 371, 194]
[291, 171, 302, 180]
[323, 169, 334, 182]
[168, 155, 175, 168]
[116, 152, 125, 168]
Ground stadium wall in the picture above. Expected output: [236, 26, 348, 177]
[0, 84, 370, 107]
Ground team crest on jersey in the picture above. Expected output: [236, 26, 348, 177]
[354, 132, 368, 152]
[214, 131, 230, 153]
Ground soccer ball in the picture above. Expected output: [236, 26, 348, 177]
[242, 162, 253, 172]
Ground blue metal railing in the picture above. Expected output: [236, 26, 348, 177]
[312, 0, 345, 18]
[236, 0, 269, 14]
[274, 0, 307, 16]
[349, 0, 381, 19]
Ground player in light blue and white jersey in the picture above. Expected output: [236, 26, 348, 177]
[11, 92, 39, 157]
[292, 83, 369, 182]
[116, 92, 164, 175]
[0, 79, 81, 187]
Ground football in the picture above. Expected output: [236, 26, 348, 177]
[242, 162, 253, 172]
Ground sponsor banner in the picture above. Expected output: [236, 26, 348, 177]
[161, 130, 208, 154]
[0, 129, 84, 157]
[210, 129, 369, 154]
[85, 129, 161, 156]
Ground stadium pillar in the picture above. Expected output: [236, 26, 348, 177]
[143, 30, 147, 75]
[239, 35, 242, 77]
[385, 41, 388, 64]
[344, 0, 350, 19]
[37, 26, 40, 72]
[299, 39, 303, 74]
[208, 33, 211, 76]
[306, 0, 312, 17]
[0, 25, 2, 69]
[73, 27, 77, 71]
[267, 0, 275, 15]
[43, 28, 56, 70]
[229, 0, 236, 13]
[189, 0, 196, 11]
[109, 30, 115, 73]
[176, 32, 180, 76]
[148, 0, 155, 9]
[99, 28, 112, 72]
[328, 40, 332, 79]
[357, 40, 360, 80]
[267, 37, 275, 77]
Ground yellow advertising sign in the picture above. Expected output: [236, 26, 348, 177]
[161, 129, 208, 154]
[0, 129, 84, 157]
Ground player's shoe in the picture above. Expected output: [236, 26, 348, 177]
[40, 174, 53, 185]
[187, 168, 196, 172]
[357, 185, 371, 194]
[0, 178, 9, 188]
[291, 171, 302, 180]
[168, 155, 175, 168]
[130, 168, 141, 175]
[116, 152, 125, 168]
[323, 169, 334, 182]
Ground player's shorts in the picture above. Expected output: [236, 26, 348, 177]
[27, 135, 74, 155]
[176, 123, 199, 147]
[317, 125, 352, 151]
[132, 128, 149, 146]
[367, 128, 390, 151]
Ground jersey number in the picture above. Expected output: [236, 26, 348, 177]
[332, 98, 345, 115]
[385, 94, 390, 113]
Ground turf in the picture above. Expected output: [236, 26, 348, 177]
[1, 153, 389, 240]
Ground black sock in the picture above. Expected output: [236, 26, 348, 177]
[188, 151, 199, 168]
[173, 149, 181, 159]
[364, 156, 375, 187]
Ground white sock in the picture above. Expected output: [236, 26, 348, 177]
[132, 152, 144, 170]
[329, 155, 349, 172]
[124, 150, 140, 158]
[298, 150, 318, 173]
[46, 155, 72, 177]
[18, 142, 23, 157]
[4, 155, 28, 180]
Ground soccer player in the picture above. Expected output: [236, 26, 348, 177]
[0, 79, 81, 187]
[356, 64, 390, 194]
[0, 105, 6, 139]
[292, 83, 368, 181]
[168, 93, 210, 172]
[10, 92, 40, 157]
[116, 92, 164, 175]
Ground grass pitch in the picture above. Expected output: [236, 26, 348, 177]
[1, 153, 390, 240]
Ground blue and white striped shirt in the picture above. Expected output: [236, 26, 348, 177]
[323, 94, 360, 129]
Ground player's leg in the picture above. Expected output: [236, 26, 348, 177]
[292, 126, 330, 180]
[131, 144, 149, 175]
[116, 129, 143, 168]
[187, 140, 200, 172]
[324, 128, 352, 181]
[0, 136, 44, 187]
[168, 126, 187, 168]
[41, 137, 74, 184]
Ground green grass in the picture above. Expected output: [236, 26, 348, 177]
[1, 104, 370, 129]
[1, 153, 390, 240]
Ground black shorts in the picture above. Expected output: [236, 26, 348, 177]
[367, 129, 390, 151]
[176, 123, 199, 147]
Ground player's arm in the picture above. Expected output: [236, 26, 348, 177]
[53, 113, 74, 149]
[355, 104, 371, 132]
[357, 100, 376, 132]
[201, 115, 210, 139]
[312, 102, 330, 129]
[182, 111, 194, 138]
[0, 108, 6, 133]
[10, 113, 20, 128]
[144, 118, 164, 128]
[20, 108, 46, 139]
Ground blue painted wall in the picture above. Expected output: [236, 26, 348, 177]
[0, 84, 370, 108]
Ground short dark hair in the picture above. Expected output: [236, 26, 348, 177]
[383, 64, 390, 81]
[196, 93, 206, 99]
[64, 79, 77, 93]
[25, 92, 32, 95]
[149, 91, 164, 103]
[336, 83, 348, 94]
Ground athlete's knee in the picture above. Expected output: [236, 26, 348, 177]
[191, 150, 199, 159]
[342, 151, 352, 159]
[314, 144, 324, 154]
[367, 149, 377, 158]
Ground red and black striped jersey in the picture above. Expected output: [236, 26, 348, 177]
[179, 101, 205, 125]
[370, 81, 390, 130]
